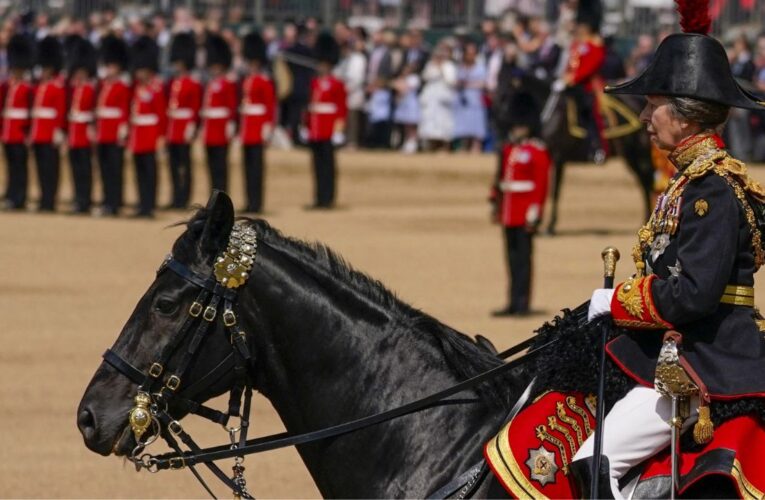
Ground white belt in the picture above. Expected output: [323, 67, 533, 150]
[97, 107, 122, 119]
[168, 108, 194, 119]
[69, 111, 94, 123]
[241, 103, 266, 116]
[499, 180, 535, 193]
[32, 107, 57, 119]
[4, 108, 29, 119]
[132, 114, 159, 126]
[201, 107, 230, 119]
[309, 102, 337, 114]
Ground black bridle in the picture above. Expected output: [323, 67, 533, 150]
[101, 222, 564, 499]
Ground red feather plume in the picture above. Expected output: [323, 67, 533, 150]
[675, 0, 712, 34]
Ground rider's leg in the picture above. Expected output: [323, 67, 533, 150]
[572, 385, 698, 498]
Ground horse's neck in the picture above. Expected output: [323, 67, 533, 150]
[245, 247, 503, 497]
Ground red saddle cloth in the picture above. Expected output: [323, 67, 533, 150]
[484, 391, 765, 498]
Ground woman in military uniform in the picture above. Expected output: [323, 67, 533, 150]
[576, 8, 765, 497]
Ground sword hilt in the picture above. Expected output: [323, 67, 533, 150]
[601, 247, 620, 289]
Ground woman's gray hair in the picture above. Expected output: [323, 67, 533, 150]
[667, 96, 730, 132]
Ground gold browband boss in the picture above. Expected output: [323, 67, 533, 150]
[214, 223, 258, 289]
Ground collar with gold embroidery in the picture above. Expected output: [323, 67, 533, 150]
[668, 132, 725, 173]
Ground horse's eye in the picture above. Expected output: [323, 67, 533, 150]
[154, 297, 178, 315]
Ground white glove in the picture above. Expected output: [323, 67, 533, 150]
[587, 288, 615, 322]
[184, 123, 197, 143]
[261, 123, 273, 143]
[225, 121, 237, 140]
[525, 203, 540, 226]
[117, 123, 128, 144]
[331, 130, 346, 146]
[299, 125, 309, 143]
[53, 128, 65, 146]
[552, 79, 566, 93]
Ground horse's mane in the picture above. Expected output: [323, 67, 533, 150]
[173, 212, 519, 409]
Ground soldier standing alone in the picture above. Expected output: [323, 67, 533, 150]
[491, 93, 550, 316]
[165, 32, 201, 209]
[30, 36, 66, 212]
[305, 33, 347, 209]
[239, 32, 276, 213]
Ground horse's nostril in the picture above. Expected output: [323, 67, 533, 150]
[77, 408, 97, 440]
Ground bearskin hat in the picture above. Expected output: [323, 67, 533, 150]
[37, 36, 64, 72]
[65, 35, 97, 77]
[130, 35, 159, 72]
[8, 34, 35, 70]
[314, 32, 339, 66]
[205, 33, 232, 69]
[576, 0, 602, 32]
[509, 92, 542, 137]
[242, 32, 267, 64]
[169, 31, 196, 69]
[99, 34, 129, 69]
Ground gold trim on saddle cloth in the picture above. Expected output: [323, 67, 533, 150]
[486, 420, 548, 500]
[720, 285, 755, 307]
[731, 459, 764, 500]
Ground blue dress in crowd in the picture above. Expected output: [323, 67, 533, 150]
[452, 62, 487, 140]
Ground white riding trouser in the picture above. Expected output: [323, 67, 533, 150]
[572, 385, 699, 499]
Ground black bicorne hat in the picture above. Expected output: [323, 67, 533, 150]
[37, 36, 64, 72]
[66, 35, 97, 76]
[243, 32, 267, 64]
[100, 34, 130, 69]
[605, 0, 765, 110]
[205, 33, 232, 69]
[576, 0, 602, 32]
[8, 34, 35, 70]
[169, 32, 196, 69]
[509, 92, 542, 137]
[314, 32, 339, 66]
[130, 35, 159, 72]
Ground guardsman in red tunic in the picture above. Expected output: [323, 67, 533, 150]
[95, 35, 130, 216]
[201, 34, 237, 192]
[559, 0, 606, 163]
[128, 36, 166, 218]
[2, 35, 33, 210]
[66, 36, 98, 214]
[165, 32, 201, 209]
[305, 33, 346, 209]
[240, 32, 276, 213]
[31, 36, 66, 212]
[490, 93, 550, 316]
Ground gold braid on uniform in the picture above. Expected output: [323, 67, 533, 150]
[631, 134, 765, 274]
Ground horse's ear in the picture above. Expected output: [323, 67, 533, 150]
[199, 190, 234, 257]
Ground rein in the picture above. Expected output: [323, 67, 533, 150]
[102, 221, 559, 499]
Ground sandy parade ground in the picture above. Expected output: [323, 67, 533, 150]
[2, 145, 765, 498]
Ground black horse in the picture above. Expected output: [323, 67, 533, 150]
[515, 78, 655, 235]
[77, 192, 528, 497]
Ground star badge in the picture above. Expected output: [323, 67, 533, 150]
[525, 446, 558, 486]
[694, 199, 709, 217]
[650, 233, 671, 262]
[668, 259, 683, 277]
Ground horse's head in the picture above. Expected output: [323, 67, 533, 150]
[77, 191, 240, 457]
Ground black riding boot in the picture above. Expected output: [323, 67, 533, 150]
[569, 456, 615, 499]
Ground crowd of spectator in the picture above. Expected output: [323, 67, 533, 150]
[1, 4, 765, 158]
